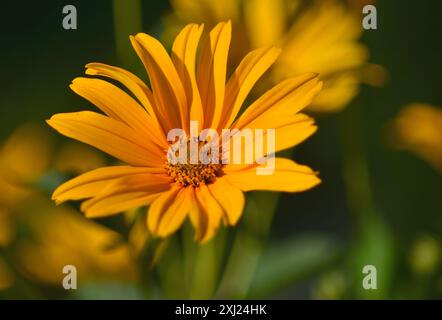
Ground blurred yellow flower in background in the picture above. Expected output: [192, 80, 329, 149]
[0, 124, 53, 290]
[15, 200, 136, 285]
[54, 141, 107, 175]
[409, 234, 440, 276]
[312, 270, 347, 299]
[48, 21, 322, 243]
[0, 122, 132, 289]
[0, 123, 107, 247]
[389, 103, 442, 173]
[0, 123, 53, 247]
[165, 0, 387, 112]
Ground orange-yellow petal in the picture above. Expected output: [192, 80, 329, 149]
[221, 46, 281, 129]
[197, 21, 231, 129]
[187, 187, 208, 242]
[190, 184, 224, 243]
[208, 177, 244, 226]
[234, 73, 322, 129]
[70, 77, 167, 149]
[222, 113, 317, 165]
[52, 166, 165, 204]
[81, 173, 172, 217]
[224, 157, 320, 192]
[147, 185, 191, 238]
[47, 111, 164, 167]
[130, 33, 188, 132]
[85, 62, 156, 116]
[172, 23, 205, 129]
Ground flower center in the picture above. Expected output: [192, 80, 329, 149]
[165, 162, 222, 187]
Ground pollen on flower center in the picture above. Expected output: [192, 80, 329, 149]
[165, 162, 222, 187]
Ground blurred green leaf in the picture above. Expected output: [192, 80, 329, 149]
[215, 192, 280, 299]
[349, 215, 396, 299]
[71, 282, 144, 300]
[247, 234, 340, 299]
[155, 236, 187, 299]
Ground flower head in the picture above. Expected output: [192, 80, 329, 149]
[48, 22, 322, 243]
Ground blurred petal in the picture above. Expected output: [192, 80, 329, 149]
[0, 123, 52, 183]
[389, 104, 442, 173]
[53, 142, 106, 175]
[244, 0, 287, 48]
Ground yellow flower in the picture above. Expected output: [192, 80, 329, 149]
[16, 202, 136, 285]
[0, 124, 126, 287]
[0, 123, 106, 247]
[0, 123, 52, 247]
[48, 22, 322, 243]
[389, 103, 442, 173]
[165, 0, 386, 112]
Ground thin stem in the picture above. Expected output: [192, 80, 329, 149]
[339, 103, 376, 227]
[112, 0, 143, 70]
[339, 101, 395, 299]
[215, 150, 290, 298]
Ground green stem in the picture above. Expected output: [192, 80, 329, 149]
[183, 224, 228, 299]
[339, 102, 395, 299]
[216, 140, 300, 299]
[215, 154, 288, 299]
[340, 103, 375, 227]
[112, 0, 143, 70]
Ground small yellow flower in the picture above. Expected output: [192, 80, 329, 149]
[0, 124, 125, 287]
[0, 123, 52, 247]
[48, 22, 322, 243]
[389, 103, 442, 174]
[409, 234, 440, 276]
[16, 204, 136, 285]
[0, 124, 106, 247]
[165, 0, 386, 112]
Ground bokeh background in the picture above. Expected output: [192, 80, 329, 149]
[0, 0, 441, 299]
